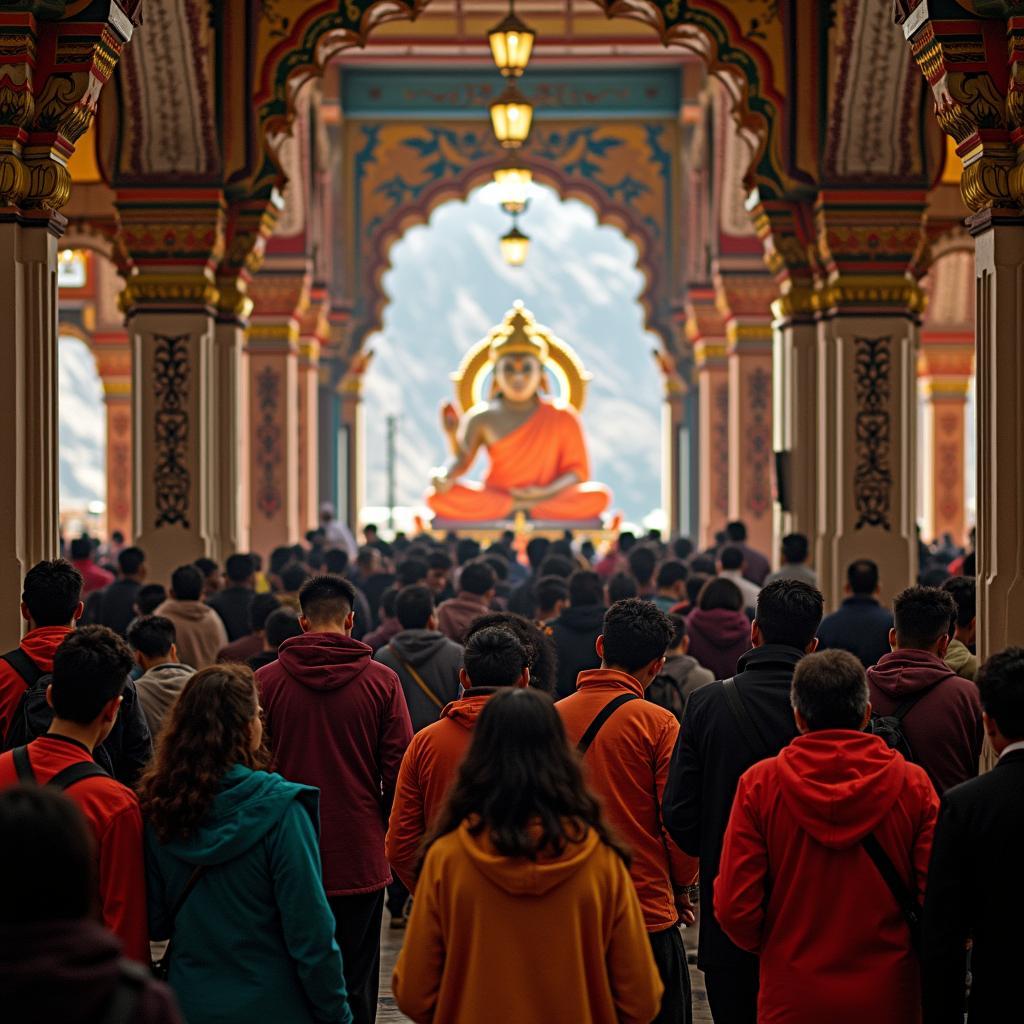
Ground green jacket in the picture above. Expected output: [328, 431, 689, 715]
[145, 764, 351, 1024]
[945, 638, 978, 681]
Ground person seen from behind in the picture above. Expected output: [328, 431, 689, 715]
[206, 553, 256, 643]
[216, 592, 281, 665]
[127, 615, 194, 737]
[646, 613, 713, 722]
[940, 575, 978, 681]
[435, 561, 496, 643]
[248, 607, 302, 672]
[139, 665, 351, 1024]
[392, 688, 663, 1024]
[715, 649, 939, 1024]
[816, 559, 894, 667]
[549, 570, 606, 699]
[0, 785, 182, 1024]
[763, 533, 818, 588]
[83, 545, 147, 636]
[155, 565, 228, 671]
[685, 577, 752, 680]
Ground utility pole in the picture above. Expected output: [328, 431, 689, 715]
[386, 414, 397, 533]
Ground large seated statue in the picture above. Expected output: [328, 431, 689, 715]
[426, 303, 611, 523]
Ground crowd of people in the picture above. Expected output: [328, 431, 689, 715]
[0, 518, 1017, 1024]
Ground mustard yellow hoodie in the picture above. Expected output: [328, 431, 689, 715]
[393, 820, 663, 1023]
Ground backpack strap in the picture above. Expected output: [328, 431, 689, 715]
[47, 760, 109, 791]
[722, 677, 772, 762]
[99, 960, 147, 1024]
[11, 745, 35, 784]
[387, 646, 444, 710]
[891, 688, 934, 723]
[860, 832, 922, 950]
[577, 693, 639, 755]
[1, 648, 43, 688]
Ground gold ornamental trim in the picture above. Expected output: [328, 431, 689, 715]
[119, 273, 220, 312]
[693, 340, 728, 369]
[813, 276, 926, 315]
[921, 377, 971, 400]
[725, 321, 773, 350]
[771, 286, 816, 321]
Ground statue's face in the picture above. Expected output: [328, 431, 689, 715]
[495, 354, 542, 402]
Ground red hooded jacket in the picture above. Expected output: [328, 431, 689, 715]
[715, 730, 939, 1024]
[257, 631, 413, 896]
[385, 690, 495, 891]
[0, 626, 69, 744]
[867, 649, 983, 793]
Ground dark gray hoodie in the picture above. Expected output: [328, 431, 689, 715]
[375, 629, 463, 732]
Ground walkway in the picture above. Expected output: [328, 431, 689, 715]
[378, 918, 712, 1022]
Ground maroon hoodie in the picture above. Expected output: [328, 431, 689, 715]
[256, 631, 413, 895]
[867, 648, 983, 794]
[685, 607, 752, 681]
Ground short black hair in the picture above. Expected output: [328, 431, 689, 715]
[601, 598, 673, 673]
[618, 531, 636, 553]
[537, 554, 575, 579]
[464, 613, 554, 694]
[525, 537, 551, 569]
[781, 533, 809, 564]
[250, 592, 281, 632]
[455, 538, 481, 565]
[136, 583, 167, 616]
[667, 612, 687, 650]
[977, 647, 1024, 740]
[0, 786, 94, 924]
[280, 562, 310, 593]
[627, 546, 657, 586]
[270, 546, 294, 575]
[379, 585, 400, 619]
[397, 558, 428, 587]
[463, 626, 529, 688]
[755, 579, 824, 648]
[51, 626, 132, 723]
[657, 560, 688, 590]
[893, 586, 957, 649]
[459, 561, 496, 596]
[126, 615, 176, 658]
[725, 520, 748, 542]
[720, 545, 744, 571]
[69, 537, 92, 561]
[534, 575, 569, 613]
[226, 553, 255, 583]
[672, 537, 695, 560]
[791, 649, 869, 731]
[685, 573, 709, 605]
[194, 557, 219, 578]
[324, 548, 349, 575]
[171, 564, 204, 601]
[298, 574, 356, 623]
[427, 551, 452, 572]
[607, 572, 638, 604]
[942, 575, 976, 632]
[847, 559, 880, 596]
[396, 584, 435, 630]
[22, 559, 83, 627]
[265, 608, 303, 648]
[698, 577, 743, 613]
[569, 570, 603, 607]
[117, 546, 145, 576]
[689, 554, 717, 576]
[482, 554, 509, 582]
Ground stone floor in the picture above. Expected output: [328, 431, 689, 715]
[378, 916, 712, 1022]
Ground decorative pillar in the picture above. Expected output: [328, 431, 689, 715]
[298, 286, 328, 536]
[338, 350, 372, 531]
[656, 322, 694, 540]
[93, 330, 133, 542]
[686, 287, 729, 549]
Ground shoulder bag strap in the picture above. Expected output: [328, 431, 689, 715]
[388, 646, 444, 710]
[722, 677, 773, 761]
[892, 685, 937, 723]
[860, 832, 922, 949]
[1, 648, 43, 687]
[577, 693, 640, 755]
[11, 745, 35, 784]
[47, 760, 110, 791]
[168, 864, 208, 924]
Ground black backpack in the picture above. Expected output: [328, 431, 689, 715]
[645, 672, 686, 724]
[1, 649, 56, 753]
[868, 688, 935, 762]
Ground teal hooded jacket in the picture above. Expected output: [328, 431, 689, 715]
[144, 764, 352, 1024]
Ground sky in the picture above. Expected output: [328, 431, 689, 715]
[59, 336, 106, 507]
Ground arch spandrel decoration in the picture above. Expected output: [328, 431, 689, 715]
[342, 117, 677, 351]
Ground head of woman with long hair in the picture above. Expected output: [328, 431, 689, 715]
[138, 664, 268, 842]
[427, 687, 628, 863]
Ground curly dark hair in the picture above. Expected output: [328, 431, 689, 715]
[137, 664, 268, 842]
[464, 612, 557, 694]
[425, 688, 629, 864]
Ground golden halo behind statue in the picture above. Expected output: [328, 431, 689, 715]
[450, 300, 592, 414]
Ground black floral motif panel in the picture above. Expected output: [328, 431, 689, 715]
[153, 333, 191, 529]
[747, 366, 772, 517]
[255, 365, 282, 519]
[853, 335, 892, 531]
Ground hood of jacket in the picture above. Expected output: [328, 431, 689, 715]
[139, 662, 194, 685]
[867, 647, 958, 698]
[159, 598, 218, 623]
[0, 919, 126, 1022]
[776, 731, 908, 848]
[440, 691, 499, 730]
[687, 607, 751, 649]
[18, 625, 71, 672]
[276, 630, 372, 691]
[390, 628, 454, 667]
[661, 653, 703, 684]
[554, 604, 605, 634]
[456, 819, 602, 895]
[157, 764, 317, 866]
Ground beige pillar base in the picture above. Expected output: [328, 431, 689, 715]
[213, 319, 249, 560]
[0, 218, 60, 647]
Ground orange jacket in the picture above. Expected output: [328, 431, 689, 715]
[557, 668, 698, 931]
[385, 691, 495, 890]
[393, 821, 663, 1024]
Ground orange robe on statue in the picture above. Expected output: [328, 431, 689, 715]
[427, 399, 611, 522]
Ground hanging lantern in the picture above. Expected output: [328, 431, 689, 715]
[493, 159, 532, 214]
[500, 221, 530, 267]
[489, 82, 533, 149]
[487, 2, 536, 77]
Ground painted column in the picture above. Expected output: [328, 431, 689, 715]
[686, 287, 729, 549]
[93, 330, 133, 542]
[297, 286, 328, 536]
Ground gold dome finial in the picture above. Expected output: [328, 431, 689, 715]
[488, 300, 549, 362]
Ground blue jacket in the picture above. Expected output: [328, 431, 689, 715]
[816, 595, 894, 668]
[145, 765, 351, 1024]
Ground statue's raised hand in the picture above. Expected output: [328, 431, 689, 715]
[440, 401, 460, 437]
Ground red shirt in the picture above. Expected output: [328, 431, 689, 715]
[0, 625, 70, 744]
[72, 558, 115, 596]
[0, 735, 149, 963]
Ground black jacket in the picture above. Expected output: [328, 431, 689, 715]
[207, 586, 255, 642]
[817, 595, 893, 667]
[549, 604, 604, 699]
[662, 643, 804, 969]
[83, 579, 141, 637]
[98, 679, 153, 789]
[922, 748, 1024, 1023]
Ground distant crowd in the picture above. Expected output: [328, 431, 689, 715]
[0, 516, 1016, 1024]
